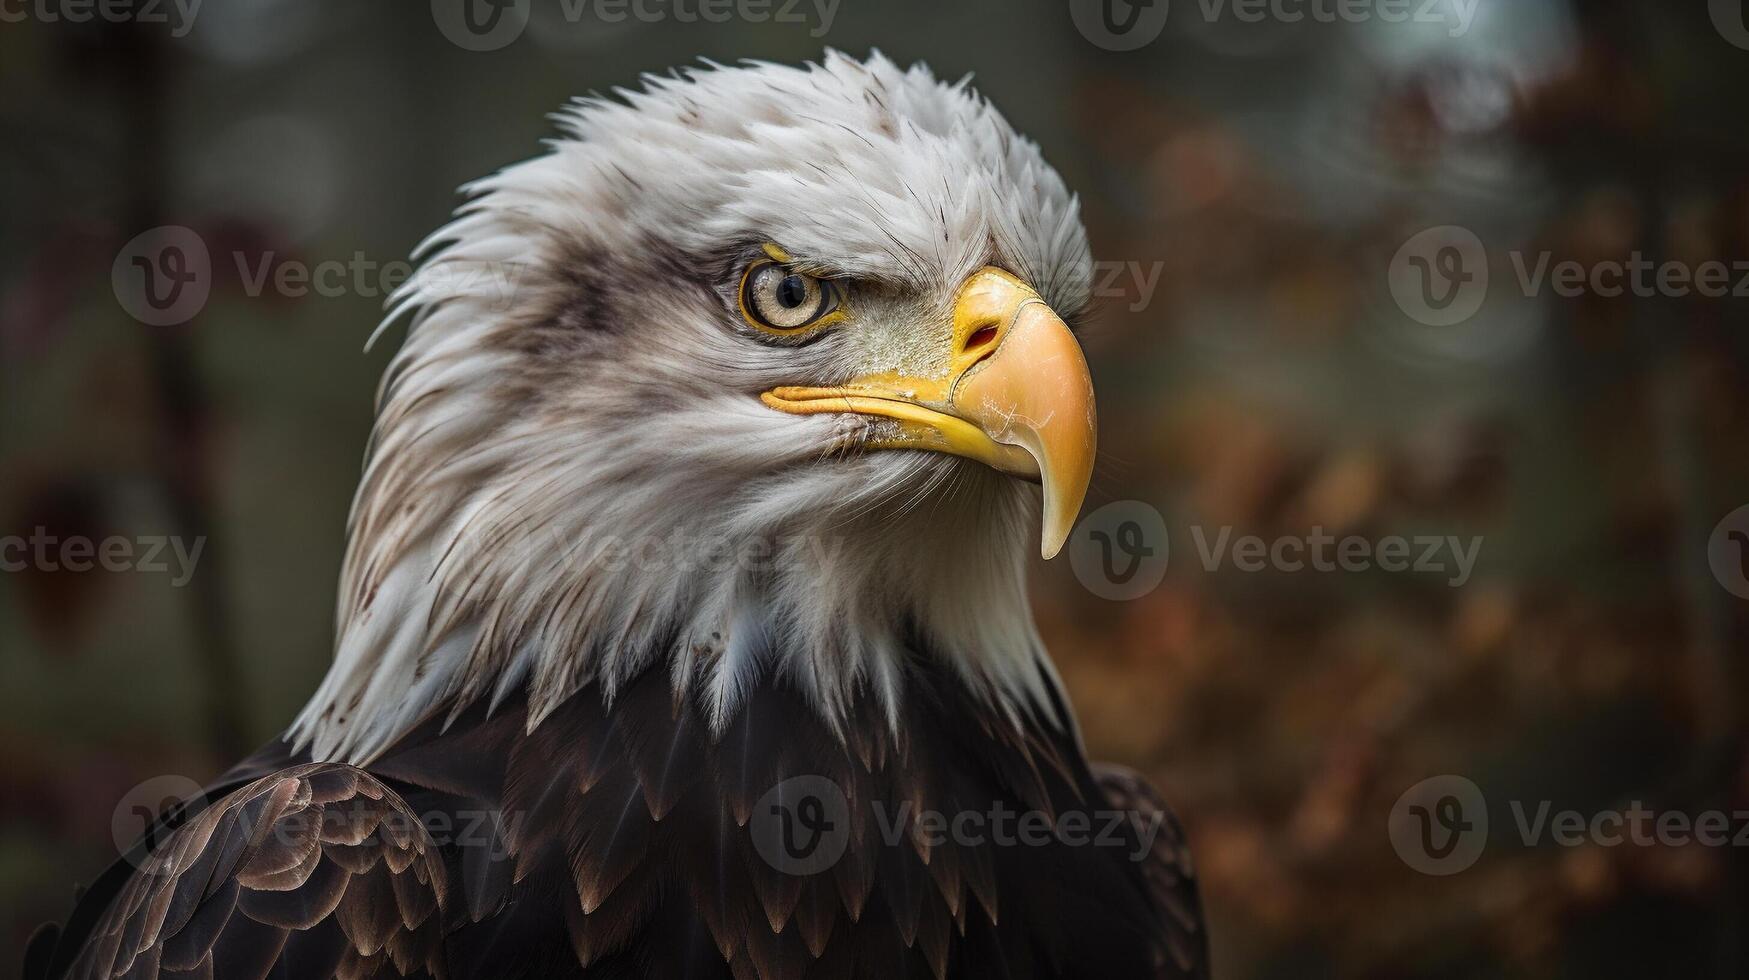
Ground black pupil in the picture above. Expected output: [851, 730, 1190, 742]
[775, 275, 809, 309]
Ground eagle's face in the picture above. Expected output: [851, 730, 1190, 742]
[297, 52, 1097, 762]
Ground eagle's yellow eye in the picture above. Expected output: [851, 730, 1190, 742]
[740, 261, 841, 332]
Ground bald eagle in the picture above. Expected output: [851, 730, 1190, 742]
[29, 52, 1206, 980]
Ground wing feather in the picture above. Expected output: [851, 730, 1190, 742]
[60, 764, 448, 980]
[1092, 762, 1209, 980]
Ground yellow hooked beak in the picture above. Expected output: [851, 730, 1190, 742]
[761, 267, 1097, 559]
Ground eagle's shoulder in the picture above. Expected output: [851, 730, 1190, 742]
[1091, 762, 1209, 980]
[46, 763, 447, 980]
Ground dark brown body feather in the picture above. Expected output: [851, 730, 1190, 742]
[32, 657, 1206, 979]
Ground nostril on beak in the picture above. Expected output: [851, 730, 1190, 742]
[965, 325, 1000, 354]
[950, 268, 1042, 375]
[960, 324, 1003, 374]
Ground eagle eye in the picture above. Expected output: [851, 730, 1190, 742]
[740, 260, 841, 333]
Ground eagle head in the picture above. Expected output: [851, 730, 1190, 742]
[293, 51, 1097, 762]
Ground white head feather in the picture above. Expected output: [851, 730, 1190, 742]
[290, 50, 1093, 763]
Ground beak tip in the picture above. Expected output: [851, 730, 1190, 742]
[1039, 516, 1072, 560]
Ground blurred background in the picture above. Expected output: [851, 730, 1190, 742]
[4, 0, 1749, 976]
